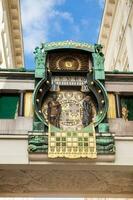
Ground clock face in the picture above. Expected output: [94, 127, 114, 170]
[56, 56, 81, 70]
[42, 91, 97, 131]
[65, 61, 73, 68]
[48, 50, 91, 71]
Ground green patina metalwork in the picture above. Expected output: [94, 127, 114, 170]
[92, 80, 108, 126]
[85, 73, 108, 128]
[33, 44, 50, 132]
[33, 77, 51, 128]
[96, 135, 115, 154]
[32, 121, 46, 132]
[34, 45, 47, 79]
[28, 134, 48, 153]
[92, 44, 105, 80]
[30, 41, 114, 157]
[33, 72, 108, 131]
[98, 123, 109, 133]
[42, 41, 94, 52]
[33, 41, 108, 130]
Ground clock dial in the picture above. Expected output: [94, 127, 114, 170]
[57, 56, 81, 70]
[65, 61, 73, 68]
[48, 50, 92, 71]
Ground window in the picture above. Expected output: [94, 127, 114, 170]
[120, 96, 133, 120]
[0, 94, 19, 119]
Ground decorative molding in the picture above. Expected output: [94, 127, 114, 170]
[98, 0, 118, 54]
[42, 41, 94, 52]
[29, 154, 115, 162]
[0, 167, 132, 196]
[8, 0, 24, 67]
[0, 0, 24, 68]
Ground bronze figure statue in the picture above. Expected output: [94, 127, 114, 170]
[82, 95, 93, 127]
[47, 94, 61, 127]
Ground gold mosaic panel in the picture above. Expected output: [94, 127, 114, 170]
[48, 129, 97, 158]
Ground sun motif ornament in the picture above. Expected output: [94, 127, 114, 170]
[65, 61, 73, 68]
[56, 56, 81, 70]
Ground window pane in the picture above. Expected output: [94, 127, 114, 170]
[0, 94, 19, 119]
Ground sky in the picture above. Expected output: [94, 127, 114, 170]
[21, 0, 105, 69]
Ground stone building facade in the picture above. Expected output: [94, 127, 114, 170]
[0, 0, 133, 198]
[98, 0, 133, 71]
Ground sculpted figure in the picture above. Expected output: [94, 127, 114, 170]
[82, 95, 93, 127]
[122, 106, 128, 121]
[47, 94, 61, 127]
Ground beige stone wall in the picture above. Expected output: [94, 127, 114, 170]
[0, 0, 24, 68]
[84, 198, 133, 200]
[99, 0, 133, 71]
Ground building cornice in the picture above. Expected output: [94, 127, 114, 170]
[1, 70, 133, 82]
[98, 0, 118, 54]
[6, 0, 24, 67]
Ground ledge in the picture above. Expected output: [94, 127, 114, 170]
[0, 134, 28, 139]
[29, 153, 115, 163]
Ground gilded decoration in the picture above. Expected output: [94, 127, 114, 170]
[48, 124, 97, 159]
[56, 56, 81, 70]
[107, 93, 116, 119]
[48, 51, 92, 71]
[42, 91, 96, 131]
[122, 106, 128, 121]
[28, 132, 115, 155]
[24, 92, 34, 117]
[29, 41, 115, 159]
[43, 40, 94, 52]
